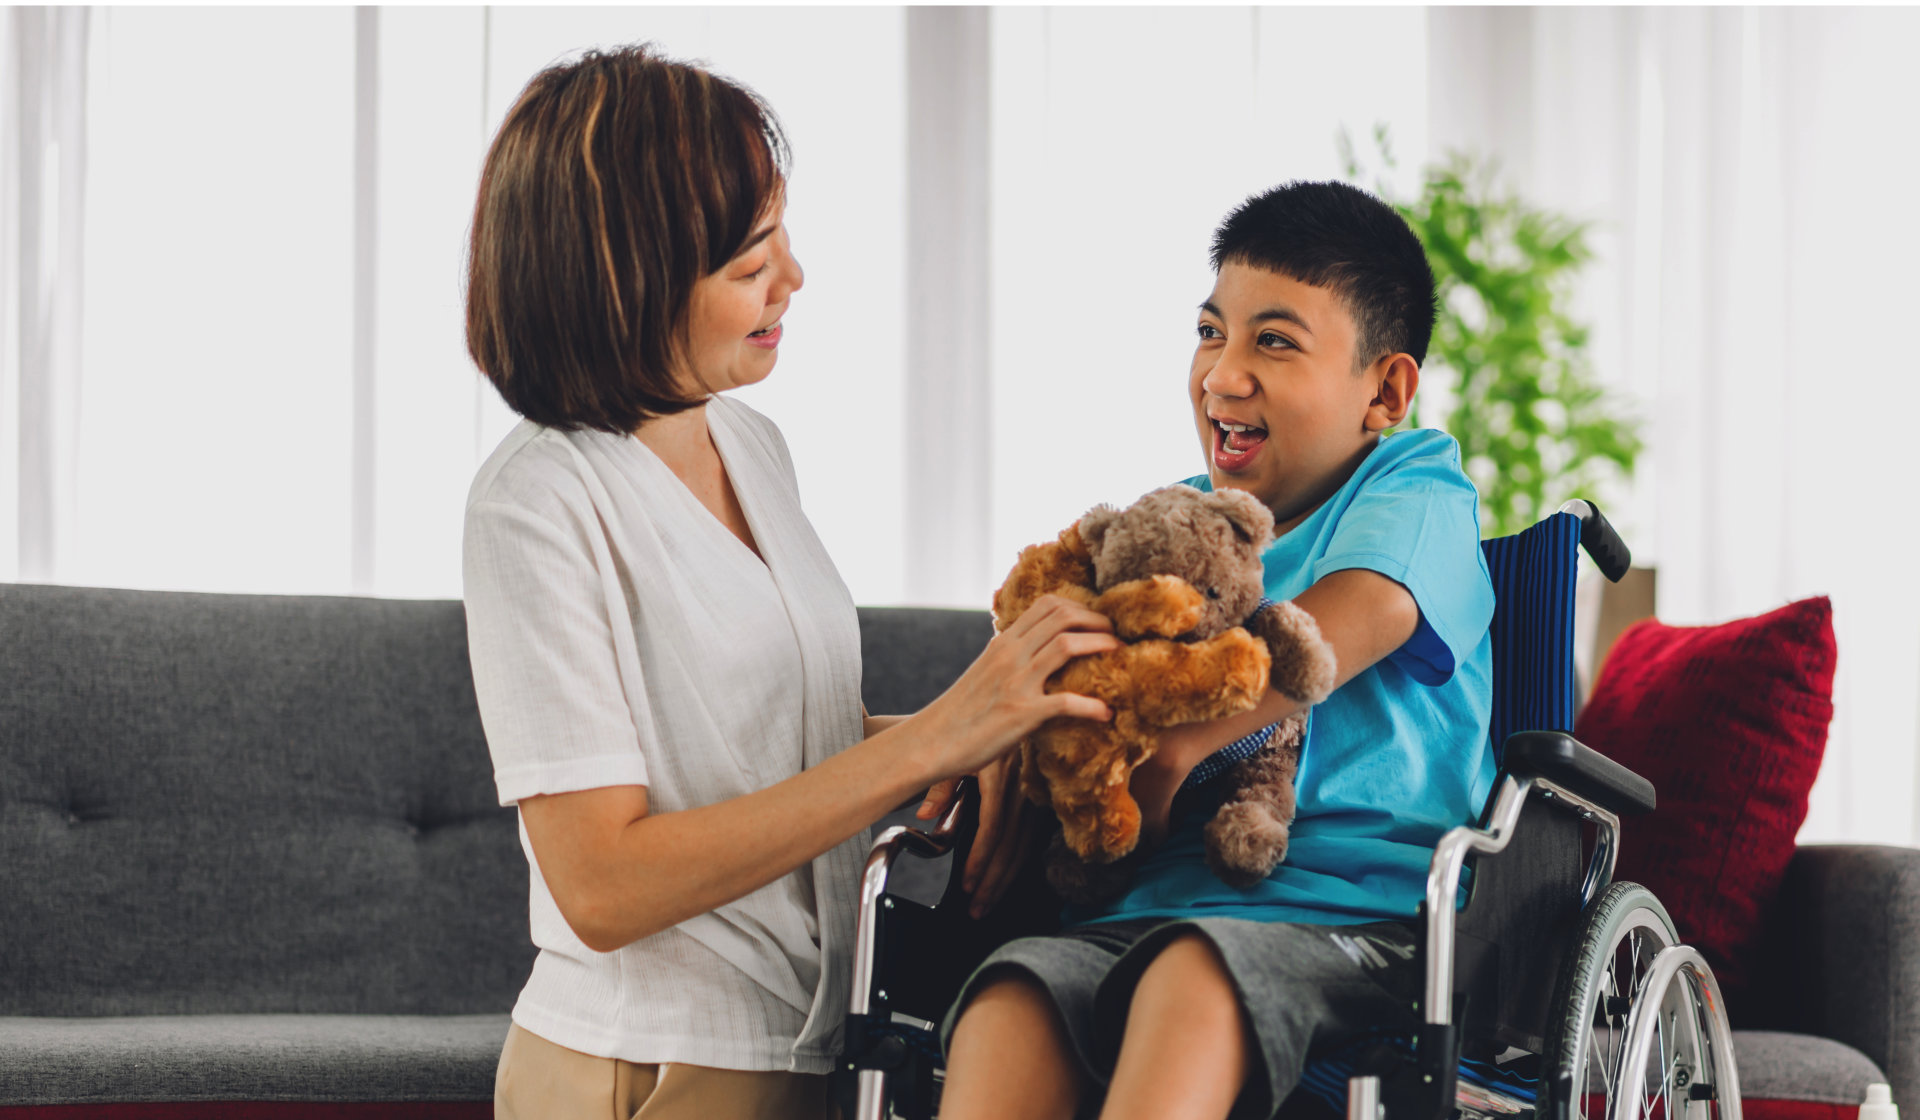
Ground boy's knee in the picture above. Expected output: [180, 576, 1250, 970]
[956, 971, 1064, 1037]
[1145, 931, 1236, 992]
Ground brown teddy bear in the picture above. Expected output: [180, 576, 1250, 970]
[992, 485, 1337, 901]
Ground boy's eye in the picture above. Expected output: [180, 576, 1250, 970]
[1196, 323, 1222, 341]
[742, 261, 770, 280]
[1258, 331, 1295, 350]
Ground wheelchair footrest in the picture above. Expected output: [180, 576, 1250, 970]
[836, 1013, 947, 1120]
[1300, 1032, 1540, 1120]
[840, 1013, 943, 1071]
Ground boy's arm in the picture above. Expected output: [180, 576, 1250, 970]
[1131, 567, 1420, 840]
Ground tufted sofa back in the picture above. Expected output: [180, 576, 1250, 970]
[0, 583, 526, 1016]
[0, 583, 995, 1019]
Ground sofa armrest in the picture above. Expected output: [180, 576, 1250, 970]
[1764, 844, 1920, 1105]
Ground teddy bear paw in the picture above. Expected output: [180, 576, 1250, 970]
[1202, 800, 1291, 887]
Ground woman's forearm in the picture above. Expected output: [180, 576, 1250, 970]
[863, 713, 909, 738]
[525, 717, 949, 952]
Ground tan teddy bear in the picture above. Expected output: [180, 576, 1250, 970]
[992, 485, 1337, 900]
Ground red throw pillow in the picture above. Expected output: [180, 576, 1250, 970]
[1572, 596, 1836, 1007]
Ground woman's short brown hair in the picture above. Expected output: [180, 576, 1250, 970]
[466, 44, 789, 433]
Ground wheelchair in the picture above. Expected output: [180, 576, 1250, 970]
[839, 500, 1741, 1120]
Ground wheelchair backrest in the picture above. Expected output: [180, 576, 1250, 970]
[1480, 510, 1583, 756]
[1451, 511, 1592, 1052]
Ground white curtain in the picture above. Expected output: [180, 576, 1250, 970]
[2, 7, 88, 584]
[1429, 7, 1920, 845]
[14, 6, 906, 600]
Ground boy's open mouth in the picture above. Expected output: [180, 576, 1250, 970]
[1212, 418, 1268, 474]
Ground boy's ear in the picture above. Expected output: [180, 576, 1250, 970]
[1365, 353, 1420, 433]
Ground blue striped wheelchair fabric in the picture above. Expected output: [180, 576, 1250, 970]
[1480, 510, 1583, 754]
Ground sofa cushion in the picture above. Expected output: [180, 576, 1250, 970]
[0, 1014, 506, 1105]
[0, 585, 532, 1016]
[855, 607, 994, 715]
[1737, 1029, 1887, 1111]
[1573, 597, 1836, 1008]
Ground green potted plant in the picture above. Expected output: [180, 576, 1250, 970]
[1342, 127, 1642, 539]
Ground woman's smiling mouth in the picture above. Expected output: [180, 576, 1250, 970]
[745, 321, 783, 349]
[1212, 418, 1268, 474]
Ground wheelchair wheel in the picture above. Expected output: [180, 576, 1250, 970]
[1607, 944, 1742, 1120]
[1539, 882, 1680, 1120]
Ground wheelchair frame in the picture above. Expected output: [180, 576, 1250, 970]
[840, 501, 1742, 1120]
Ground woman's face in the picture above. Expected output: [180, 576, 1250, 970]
[681, 196, 804, 396]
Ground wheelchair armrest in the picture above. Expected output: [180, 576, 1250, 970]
[1501, 731, 1656, 816]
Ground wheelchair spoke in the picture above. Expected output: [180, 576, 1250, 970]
[1551, 895, 1687, 1120]
[1659, 1005, 1676, 1120]
[1588, 953, 1619, 1118]
[1602, 962, 1619, 1100]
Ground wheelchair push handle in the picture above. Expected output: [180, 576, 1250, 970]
[929, 775, 975, 841]
[1560, 499, 1631, 583]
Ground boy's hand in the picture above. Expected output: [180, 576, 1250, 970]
[1131, 696, 1297, 843]
[1123, 571, 1418, 848]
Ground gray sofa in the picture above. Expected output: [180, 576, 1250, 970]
[0, 581, 1912, 1112]
[0, 583, 986, 1111]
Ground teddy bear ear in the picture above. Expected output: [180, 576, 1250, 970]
[1077, 504, 1121, 552]
[1205, 488, 1276, 550]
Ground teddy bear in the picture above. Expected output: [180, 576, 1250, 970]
[991, 484, 1337, 901]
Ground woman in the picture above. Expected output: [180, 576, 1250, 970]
[461, 45, 1113, 1120]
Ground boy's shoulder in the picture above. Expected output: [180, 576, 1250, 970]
[1350, 427, 1471, 492]
[1337, 429, 1481, 543]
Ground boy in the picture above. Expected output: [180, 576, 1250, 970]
[939, 181, 1496, 1120]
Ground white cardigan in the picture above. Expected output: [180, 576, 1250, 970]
[462, 395, 869, 1073]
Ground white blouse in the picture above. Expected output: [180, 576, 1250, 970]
[462, 395, 869, 1074]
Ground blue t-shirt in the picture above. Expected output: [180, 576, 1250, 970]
[1074, 428, 1496, 927]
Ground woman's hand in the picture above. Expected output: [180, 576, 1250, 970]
[908, 595, 1116, 917]
[919, 751, 1043, 919]
[917, 595, 1120, 780]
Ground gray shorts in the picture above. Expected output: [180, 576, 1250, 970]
[939, 917, 1423, 1120]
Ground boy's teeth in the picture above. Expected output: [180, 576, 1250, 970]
[1219, 421, 1267, 454]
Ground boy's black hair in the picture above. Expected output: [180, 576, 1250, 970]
[1210, 180, 1438, 369]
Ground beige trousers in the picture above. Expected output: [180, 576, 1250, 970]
[495, 1023, 840, 1120]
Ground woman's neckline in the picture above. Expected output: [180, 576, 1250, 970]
[629, 400, 766, 565]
